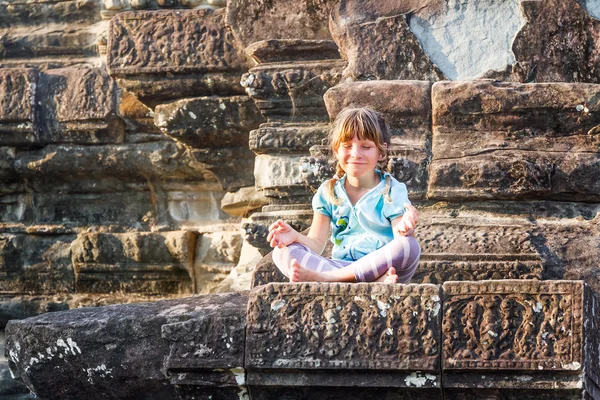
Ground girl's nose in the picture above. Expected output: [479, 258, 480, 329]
[350, 145, 360, 157]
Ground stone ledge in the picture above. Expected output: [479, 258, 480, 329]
[4, 280, 599, 399]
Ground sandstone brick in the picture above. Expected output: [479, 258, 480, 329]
[0, 233, 75, 294]
[154, 95, 263, 149]
[253, 154, 305, 191]
[0, 69, 39, 146]
[249, 123, 329, 154]
[329, 0, 445, 82]
[107, 8, 248, 104]
[442, 280, 600, 397]
[226, 0, 337, 48]
[430, 81, 600, 201]
[71, 231, 195, 294]
[513, 0, 600, 83]
[41, 67, 125, 144]
[241, 59, 344, 123]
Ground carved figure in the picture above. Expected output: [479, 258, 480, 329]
[267, 107, 421, 284]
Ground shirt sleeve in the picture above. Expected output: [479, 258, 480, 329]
[383, 177, 411, 221]
[312, 181, 333, 218]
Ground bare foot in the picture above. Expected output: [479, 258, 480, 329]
[375, 267, 398, 284]
[289, 259, 338, 282]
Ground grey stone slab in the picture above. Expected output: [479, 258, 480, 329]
[5, 293, 248, 400]
[248, 123, 329, 154]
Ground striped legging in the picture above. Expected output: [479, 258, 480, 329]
[272, 236, 421, 283]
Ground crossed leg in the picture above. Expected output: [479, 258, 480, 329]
[272, 236, 420, 283]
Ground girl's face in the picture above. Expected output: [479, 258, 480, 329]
[335, 136, 383, 178]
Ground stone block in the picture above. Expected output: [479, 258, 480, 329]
[107, 8, 248, 105]
[246, 283, 442, 396]
[161, 293, 247, 400]
[161, 295, 246, 370]
[512, 0, 600, 83]
[324, 80, 432, 144]
[442, 280, 600, 398]
[249, 123, 329, 154]
[154, 95, 263, 149]
[241, 59, 345, 123]
[245, 40, 341, 64]
[0, 233, 75, 294]
[71, 231, 195, 294]
[329, 0, 445, 82]
[225, 0, 337, 48]
[191, 146, 256, 191]
[40, 67, 125, 144]
[430, 81, 600, 201]
[220, 186, 269, 217]
[5, 293, 248, 400]
[193, 230, 243, 294]
[13, 142, 207, 183]
[0, 0, 101, 24]
[253, 154, 305, 191]
[246, 283, 441, 370]
[0, 69, 39, 146]
[0, 25, 99, 61]
[415, 207, 544, 283]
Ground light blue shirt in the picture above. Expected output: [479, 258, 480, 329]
[312, 171, 410, 261]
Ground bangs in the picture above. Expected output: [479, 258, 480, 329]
[339, 118, 380, 142]
[331, 108, 386, 150]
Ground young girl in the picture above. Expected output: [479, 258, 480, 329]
[267, 107, 420, 284]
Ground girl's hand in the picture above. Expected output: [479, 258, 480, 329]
[396, 203, 419, 236]
[267, 220, 299, 248]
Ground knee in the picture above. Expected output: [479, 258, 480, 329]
[271, 246, 288, 275]
[394, 235, 421, 261]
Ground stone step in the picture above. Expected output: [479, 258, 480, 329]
[4, 280, 598, 399]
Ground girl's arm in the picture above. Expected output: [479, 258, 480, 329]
[392, 203, 419, 237]
[267, 212, 331, 254]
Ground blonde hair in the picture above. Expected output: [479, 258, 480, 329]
[326, 107, 392, 205]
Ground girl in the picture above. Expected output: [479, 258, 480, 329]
[267, 107, 420, 284]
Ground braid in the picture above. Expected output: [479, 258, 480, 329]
[326, 163, 345, 206]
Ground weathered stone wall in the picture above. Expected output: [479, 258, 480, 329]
[0, 0, 262, 396]
[3, 0, 600, 397]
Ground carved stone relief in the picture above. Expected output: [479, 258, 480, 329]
[246, 283, 441, 371]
